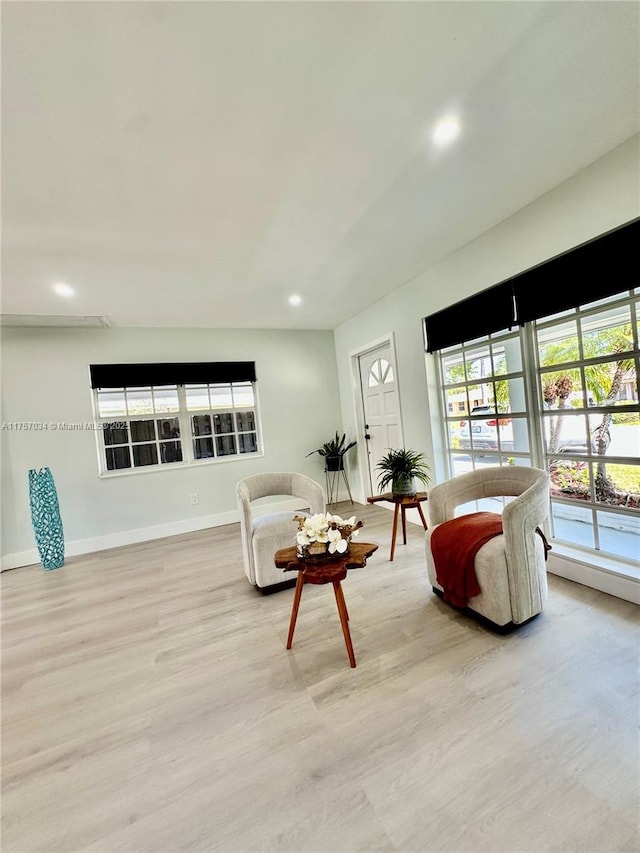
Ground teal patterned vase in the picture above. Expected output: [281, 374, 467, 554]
[29, 467, 65, 570]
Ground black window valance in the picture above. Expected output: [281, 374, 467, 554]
[424, 281, 515, 354]
[512, 218, 639, 324]
[90, 361, 257, 389]
[424, 218, 639, 353]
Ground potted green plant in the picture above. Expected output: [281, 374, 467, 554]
[307, 431, 357, 471]
[376, 447, 431, 496]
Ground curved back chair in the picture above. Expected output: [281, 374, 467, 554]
[425, 466, 550, 632]
[236, 472, 325, 591]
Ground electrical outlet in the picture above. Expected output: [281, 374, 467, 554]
[189, 493, 199, 506]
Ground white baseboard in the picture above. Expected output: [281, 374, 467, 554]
[1, 497, 306, 571]
[1, 548, 42, 571]
[6, 503, 638, 609]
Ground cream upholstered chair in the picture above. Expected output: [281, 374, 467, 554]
[424, 466, 550, 632]
[236, 472, 325, 591]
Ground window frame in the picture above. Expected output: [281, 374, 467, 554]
[92, 380, 263, 477]
[532, 292, 639, 559]
[435, 290, 639, 567]
[438, 328, 534, 473]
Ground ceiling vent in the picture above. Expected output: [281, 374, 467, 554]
[0, 314, 111, 328]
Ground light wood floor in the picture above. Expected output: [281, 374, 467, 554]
[2, 501, 638, 853]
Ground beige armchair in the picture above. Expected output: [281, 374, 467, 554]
[424, 466, 550, 632]
[236, 472, 325, 591]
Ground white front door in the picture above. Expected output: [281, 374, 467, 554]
[358, 343, 403, 495]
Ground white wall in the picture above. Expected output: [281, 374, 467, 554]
[334, 135, 640, 501]
[1, 327, 342, 566]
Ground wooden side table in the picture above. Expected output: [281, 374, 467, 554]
[274, 542, 378, 668]
[366, 492, 428, 561]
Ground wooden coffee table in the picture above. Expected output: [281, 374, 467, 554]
[274, 542, 378, 668]
[366, 492, 428, 561]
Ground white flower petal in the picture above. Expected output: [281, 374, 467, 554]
[296, 513, 360, 552]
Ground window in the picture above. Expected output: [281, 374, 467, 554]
[90, 363, 260, 474]
[535, 295, 639, 561]
[186, 382, 258, 460]
[439, 329, 532, 479]
[435, 291, 639, 565]
[428, 222, 639, 569]
[368, 357, 394, 386]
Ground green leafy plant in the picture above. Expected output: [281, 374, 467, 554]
[376, 448, 431, 494]
[306, 431, 357, 460]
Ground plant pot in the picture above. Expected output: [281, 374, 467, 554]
[392, 475, 416, 497]
[325, 456, 344, 472]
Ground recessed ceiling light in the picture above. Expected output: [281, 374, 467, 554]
[432, 116, 460, 147]
[52, 282, 75, 298]
[288, 294, 302, 306]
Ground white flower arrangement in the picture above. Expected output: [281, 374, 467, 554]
[293, 512, 364, 558]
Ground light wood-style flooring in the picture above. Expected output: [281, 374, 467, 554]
[2, 500, 638, 853]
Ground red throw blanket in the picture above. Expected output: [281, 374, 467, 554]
[430, 512, 552, 608]
[430, 512, 503, 608]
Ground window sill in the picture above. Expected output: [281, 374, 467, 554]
[97, 450, 265, 479]
[548, 541, 639, 605]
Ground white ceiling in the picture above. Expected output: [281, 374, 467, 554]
[2, 1, 639, 330]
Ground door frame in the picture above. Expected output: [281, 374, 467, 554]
[348, 332, 405, 504]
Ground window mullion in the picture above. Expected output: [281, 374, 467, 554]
[177, 385, 193, 463]
[521, 322, 545, 471]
